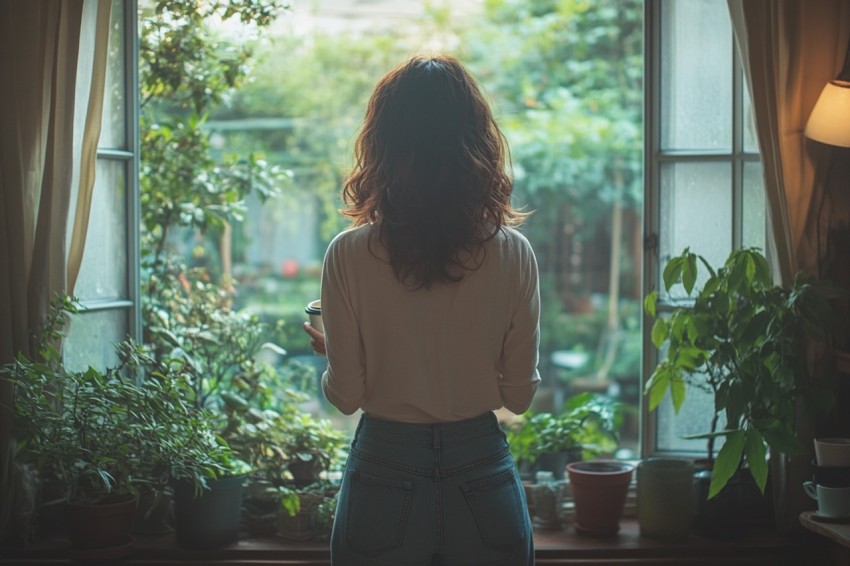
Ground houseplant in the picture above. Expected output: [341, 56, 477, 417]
[279, 412, 346, 488]
[644, 248, 839, 532]
[276, 480, 339, 542]
[507, 391, 623, 480]
[116, 341, 253, 549]
[5, 298, 149, 556]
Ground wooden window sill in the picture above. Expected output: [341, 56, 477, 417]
[1, 519, 805, 565]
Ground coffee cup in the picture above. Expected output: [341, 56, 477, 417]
[812, 459, 850, 488]
[305, 299, 323, 333]
[803, 481, 850, 518]
[814, 437, 850, 467]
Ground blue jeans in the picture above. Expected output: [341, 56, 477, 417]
[330, 412, 534, 566]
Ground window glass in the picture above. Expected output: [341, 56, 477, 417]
[74, 160, 128, 301]
[658, 161, 732, 300]
[64, 309, 129, 372]
[100, 0, 126, 149]
[660, 0, 733, 151]
[655, 371, 722, 452]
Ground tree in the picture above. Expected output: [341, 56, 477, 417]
[456, 0, 644, 381]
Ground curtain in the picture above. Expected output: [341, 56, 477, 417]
[0, 0, 112, 543]
[727, 0, 850, 533]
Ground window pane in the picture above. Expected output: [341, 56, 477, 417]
[652, 319, 727, 453]
[655, 371, 722, 452]
[64, 309, 129, 372]
[658, 162, 732, 299]
[100, 0, 126, 149]
[74, 160, 128, 301]
[660, 0, 732, 151]
[742, 162, 766, 250]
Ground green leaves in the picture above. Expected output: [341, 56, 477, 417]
[507, 392, 623, 463]
[708, 429, 744, 500]
[644, 247, 842, 499]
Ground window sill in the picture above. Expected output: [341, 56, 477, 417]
[1, 519, 804, 565]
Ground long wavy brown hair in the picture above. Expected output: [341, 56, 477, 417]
[342, 55, 528, 289]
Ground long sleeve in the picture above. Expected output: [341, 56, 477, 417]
[498, 238, 541, 414]
[320, 234, 366, 414]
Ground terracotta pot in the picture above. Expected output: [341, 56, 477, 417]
[67, 495, 137, 550]
[567, 460, 634, 537]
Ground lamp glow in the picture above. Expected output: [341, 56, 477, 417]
[805, 80, 850, 148]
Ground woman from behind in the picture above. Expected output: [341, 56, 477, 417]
[304, 54, 541, 566]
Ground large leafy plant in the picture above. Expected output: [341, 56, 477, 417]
[644, 248, 838, 499]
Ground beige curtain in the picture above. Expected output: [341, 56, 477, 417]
[727, 0, 850, 533]
[0, 0, 112, 543]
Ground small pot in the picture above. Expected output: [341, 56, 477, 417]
[566, 460, 634, 537]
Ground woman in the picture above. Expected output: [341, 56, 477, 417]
[303, 54, 540, 566]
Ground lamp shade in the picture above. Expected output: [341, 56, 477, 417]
[805, 80, 850, 147]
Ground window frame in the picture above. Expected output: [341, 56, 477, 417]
[641, 0, 764, 459]
[67, 0, 141, 364]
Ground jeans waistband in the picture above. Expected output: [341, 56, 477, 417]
[351, 411, 510, 476]
[355, 411, 502, 448]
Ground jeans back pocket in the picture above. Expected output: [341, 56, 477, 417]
[461, 467, 526, 551]
[344, 470, 414, 555]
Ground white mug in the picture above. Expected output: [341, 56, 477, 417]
[814, 437, 850, 467]
[803, 481, 850, 518]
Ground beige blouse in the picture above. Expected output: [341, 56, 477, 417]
[320, 223, 541, 423]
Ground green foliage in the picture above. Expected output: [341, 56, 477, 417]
[116, 339, 248, 498]
[279, 412, 346, 476]
[4, 297, 242, 503]
[143, 258, 294, 413]
[140, 0, 291, 268]
[455, 0, 643, 289]
[506, 392, 623, 464]
[139, 1, 350, 510]
[644, 248, 842, 499]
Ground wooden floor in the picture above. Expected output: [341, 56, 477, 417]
[0, 518, 827, 565]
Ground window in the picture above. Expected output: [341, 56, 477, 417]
[64, 0, 140, 372]
[642, 0, 765, 456]
[65, 0, 761, 463]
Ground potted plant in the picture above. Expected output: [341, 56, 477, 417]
[279, 412, 346, 488]
[170, 447, 251, 549]
[644, 247, 839, 535]
[219, 392, 302, 536]
[5, 298, 147, 558]
[507, 391, 623, 480]
[276, 480, 339, 542]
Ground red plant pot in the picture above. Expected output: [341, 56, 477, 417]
[567, 460, 634, 537]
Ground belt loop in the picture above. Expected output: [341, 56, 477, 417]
[352, 413, 366, 448]
[432, 424, 441, 450]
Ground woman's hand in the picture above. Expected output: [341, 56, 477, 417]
[303, 322, 326, 356]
